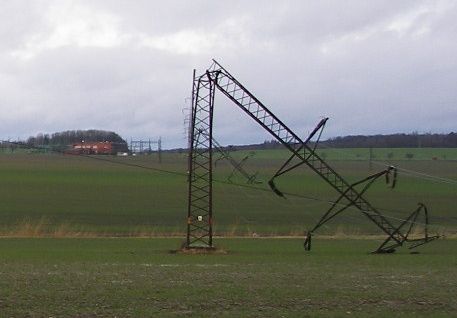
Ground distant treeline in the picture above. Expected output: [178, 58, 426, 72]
[11, 131, 457, 153]
[176, 132, 457, 152]
[321, 133, 457, 148]
[26, 130, 127, 147]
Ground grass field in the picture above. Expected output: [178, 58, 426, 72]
[0, 148, 455, 237]
[0, 237, 456, 317]
[0, 148, 456, 316]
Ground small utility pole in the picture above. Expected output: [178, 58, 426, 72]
[158, 137, 162, 163]
[369, 146, 373, 170]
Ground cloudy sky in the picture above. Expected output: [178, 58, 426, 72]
[1, 0, 456, 148]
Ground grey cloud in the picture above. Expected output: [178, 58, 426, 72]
[0, 1, 49, 52]
[0, 1, 456, 147]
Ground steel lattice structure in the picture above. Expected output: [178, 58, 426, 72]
[186, 60, 439, 252]
[186, 70, 215, 247]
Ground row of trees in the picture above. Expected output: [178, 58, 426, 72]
[210, 132, 457, 152]
[26, 130, 127, 147]
[322, 132, 457, 148]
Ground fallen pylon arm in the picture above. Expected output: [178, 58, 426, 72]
[304, 117, 329, 149]
[211, 135, 260, 184]
[407, 203, 440, 249]
[227, 156, 260, 184]
[268, 117, 328, 197]
[304, 166, 396, 250]
[375, 203, 440, 253]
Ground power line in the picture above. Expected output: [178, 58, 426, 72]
[76, 153, 185, 177]
[317, 144, 457, 186]
[373, 161, 457, 186]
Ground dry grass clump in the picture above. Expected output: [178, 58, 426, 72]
[2, 217, 93, 238]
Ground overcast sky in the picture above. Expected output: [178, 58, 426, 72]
[1, 0, 456, 148]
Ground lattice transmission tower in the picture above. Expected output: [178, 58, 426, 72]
[185, 60, 439, 253]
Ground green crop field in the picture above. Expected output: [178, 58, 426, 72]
[0, 148, 455, 237]
[0, 148, 455, 316]
[0, 238, 456, 317]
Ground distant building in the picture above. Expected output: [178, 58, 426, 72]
[69, 141, 128, 155]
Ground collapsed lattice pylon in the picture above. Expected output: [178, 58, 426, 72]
[186, 60, 439, 253]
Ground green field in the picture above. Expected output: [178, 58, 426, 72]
[0, 148, 456, 316]
[232, 147, 457, 161]
[0, 237, 456, 317]
[0, 148, 455, 237]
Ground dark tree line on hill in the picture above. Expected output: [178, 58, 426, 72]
[26, 130, 127, 147]
[196, 132, 457, 152]
[321, 132, 457, 148]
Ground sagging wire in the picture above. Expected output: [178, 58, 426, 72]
[372, 161, 457, 186]
[317, 143, 457, 187]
